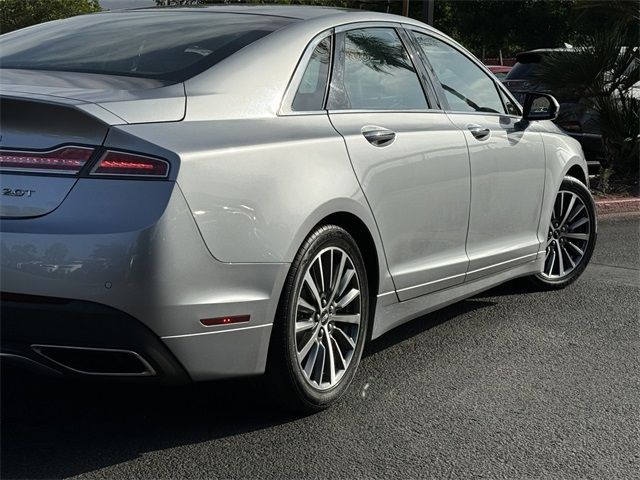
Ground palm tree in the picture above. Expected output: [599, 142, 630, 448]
[534, 1, 639, 191]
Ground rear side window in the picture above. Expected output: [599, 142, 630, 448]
[0, 12, 296, 82]
[413, 32, 505, 114]
[292, 37, 332, 111]
[328, 28, 428, 110]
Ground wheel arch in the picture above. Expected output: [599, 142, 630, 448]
[278, 200, 396, 348]
[565, 163, 588, 187]
[283, 198, 394, 298]
[313, 212, 380, 316]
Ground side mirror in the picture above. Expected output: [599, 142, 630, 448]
[522, 92, 560, 121]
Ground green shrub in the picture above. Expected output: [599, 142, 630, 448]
[0, 0, 101, 34]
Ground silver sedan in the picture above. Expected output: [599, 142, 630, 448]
[0, 6, 596, 410]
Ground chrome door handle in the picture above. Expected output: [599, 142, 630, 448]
[362, 127, 396, 147]
[467, 124, 491, 140]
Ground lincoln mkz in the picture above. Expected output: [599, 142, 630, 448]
[0, 6, 596, 410]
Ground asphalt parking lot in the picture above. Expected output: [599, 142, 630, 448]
[2, 213, 638, 480]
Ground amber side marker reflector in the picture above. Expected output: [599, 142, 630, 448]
[200, 315, 250, 327]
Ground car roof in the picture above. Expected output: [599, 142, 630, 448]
[139, 5, 351, 20]
[118, 4, 439, 31]
[515, 48, 576, 63]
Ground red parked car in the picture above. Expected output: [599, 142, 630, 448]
[486, 65, 512, 80]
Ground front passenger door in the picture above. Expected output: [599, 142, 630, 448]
[327, 26, 471, 300]
[412, 31, 546, 280]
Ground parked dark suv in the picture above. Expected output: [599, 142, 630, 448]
[504, 49, 604, 172]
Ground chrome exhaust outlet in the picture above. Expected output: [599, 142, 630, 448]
[31, 345, 156, 376]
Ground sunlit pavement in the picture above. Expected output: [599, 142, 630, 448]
[2, 213, 638, 479]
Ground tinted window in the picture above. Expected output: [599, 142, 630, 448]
[328, 28, 428, 110]
[0, 12, 296, 82]
[414, 33, 505, 114]
[292, 37, 331, 111]
[505, 62, 539, 80]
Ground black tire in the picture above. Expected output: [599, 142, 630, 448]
[529, 176, 597, 290]
[266, 224, 369, 412]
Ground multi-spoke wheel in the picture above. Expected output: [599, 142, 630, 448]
[531, 176, 597, 289]
[295, 246, 361, 390]
[267, 225, 369, 411]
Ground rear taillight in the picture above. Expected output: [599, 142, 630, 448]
[91, 151, 169, 178]
[0, 147, 94, 174]
[0, 146, 170, 178]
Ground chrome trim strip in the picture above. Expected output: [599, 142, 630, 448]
[396, 272, 466, 295]
[327, 108, 443, 114]
[161, 323, 272, 339]
[376, 290, 396, 299]
[0, 352, 63, 376]
[30, 344, 156, 377]
[396, 253, 539, 300]
[334, 20, 403, 33]
[0, 167, 79, 175]
[466, 252, 538, 280]
[403, 25, 524, 113]
[0, 145, 94, 175]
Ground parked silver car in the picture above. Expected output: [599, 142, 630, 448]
[0, 6, 596, 410]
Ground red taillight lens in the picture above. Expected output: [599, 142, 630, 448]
[0, 147, 94, 174]
[92, 151, 169, 178]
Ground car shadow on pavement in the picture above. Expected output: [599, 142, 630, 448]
[365, 297, 497, 358]
[1, 372, 297, 479]
[1, 297, 498, 480]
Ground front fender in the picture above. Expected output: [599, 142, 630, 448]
[537, 128, 590, 245]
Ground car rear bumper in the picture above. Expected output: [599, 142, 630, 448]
[0, 293, 278, 383]
[1, 294, 190, 383]
[0, 181, 289, 381]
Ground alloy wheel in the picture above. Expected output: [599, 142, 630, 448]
[541, 189, 592, 279]
[295, 247, 361, 390]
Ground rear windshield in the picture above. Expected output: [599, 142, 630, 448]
[505, 61, 539, 80]
[0, 11, 296, 82]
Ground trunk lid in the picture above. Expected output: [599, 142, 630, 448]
[0, 96, 107, 219]
[0, 70, 184, 219]
[0, 69, 185, 124]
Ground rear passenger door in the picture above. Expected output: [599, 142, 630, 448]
[327, 25, 471, 300]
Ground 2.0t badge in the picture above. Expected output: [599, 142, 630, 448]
[2, 188, 35, 197]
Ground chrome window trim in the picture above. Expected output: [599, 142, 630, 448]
[327, 108, 445, 115]
[279, 28, 334, 116]
[397, 26, 442, 110]
[328, 22, 437, 112]
[281, 22, 446, 116]
[334, 21, 404, 33]
[445, 111, 523, 120]
[406, 26, 523, 117]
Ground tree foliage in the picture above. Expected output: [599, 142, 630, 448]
[433, 0, 576, 59]
[535, 2, 639, 184]
[154, 0, 630, 59]
[0, 0, 101, 34]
